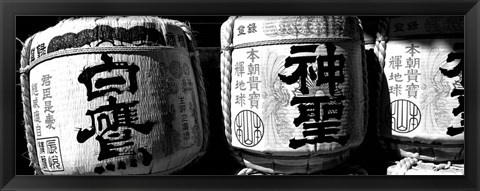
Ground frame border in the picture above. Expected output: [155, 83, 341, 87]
[2, 0, 479, 190]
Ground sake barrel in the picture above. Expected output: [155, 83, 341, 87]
[220, 16, 368, 174]
[378, 16, 464, 162]
[19, 16, 209, 175]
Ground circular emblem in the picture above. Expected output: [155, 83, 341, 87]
[388, 99, 421, 133]
[295, 16, 311, 36]
[234, 110, 264, 147]
[307, 16, 326, 37]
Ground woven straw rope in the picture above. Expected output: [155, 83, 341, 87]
[237, 167, 282, 175]
[388, 154, 461, 175]
[237, 163, 369, 175]
[20, 35, 43, 175]
[220, 16, 242, 164]
[360, 16, 384, 170]
[371, 17, 396, 158]
[389, 155, 420, 175]
[20, 46, 191, 74]
[228, 37, 355, 50]
[20, 17, 209, 175]
[373, 17, 390, 68]
[221, 16, 369, 173]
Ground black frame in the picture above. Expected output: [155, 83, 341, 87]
[2, 0, 479, 190]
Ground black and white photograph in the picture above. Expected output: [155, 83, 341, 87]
[1, 0, 479, 190]
[15, 15, 464, 176]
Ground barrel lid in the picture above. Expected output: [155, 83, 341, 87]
[388, 16, 463, 40]
[230, 16, 361, 47]
[23, 16, 192, 67]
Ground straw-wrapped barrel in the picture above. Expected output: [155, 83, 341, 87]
[377, 16, 464, 164]
[221, 16, 368, 174]
[19, 16, 209, 175]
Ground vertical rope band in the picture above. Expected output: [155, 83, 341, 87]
[374, 17, 390, 68]
[220, 16, 246, 166]
[20, 34, 43, 175]
[220, 16, 236, 148]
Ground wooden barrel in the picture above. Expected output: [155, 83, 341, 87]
[221, 16, 368, 174]
[19, 16, 209, 175]
[377, 16, 464, 163]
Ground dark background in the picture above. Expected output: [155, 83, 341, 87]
[15, 16, 397, 175]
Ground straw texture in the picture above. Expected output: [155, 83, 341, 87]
[377, 16, 465, 163]
[20, 16, 209, 175]
[221, 16, 368, 174]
